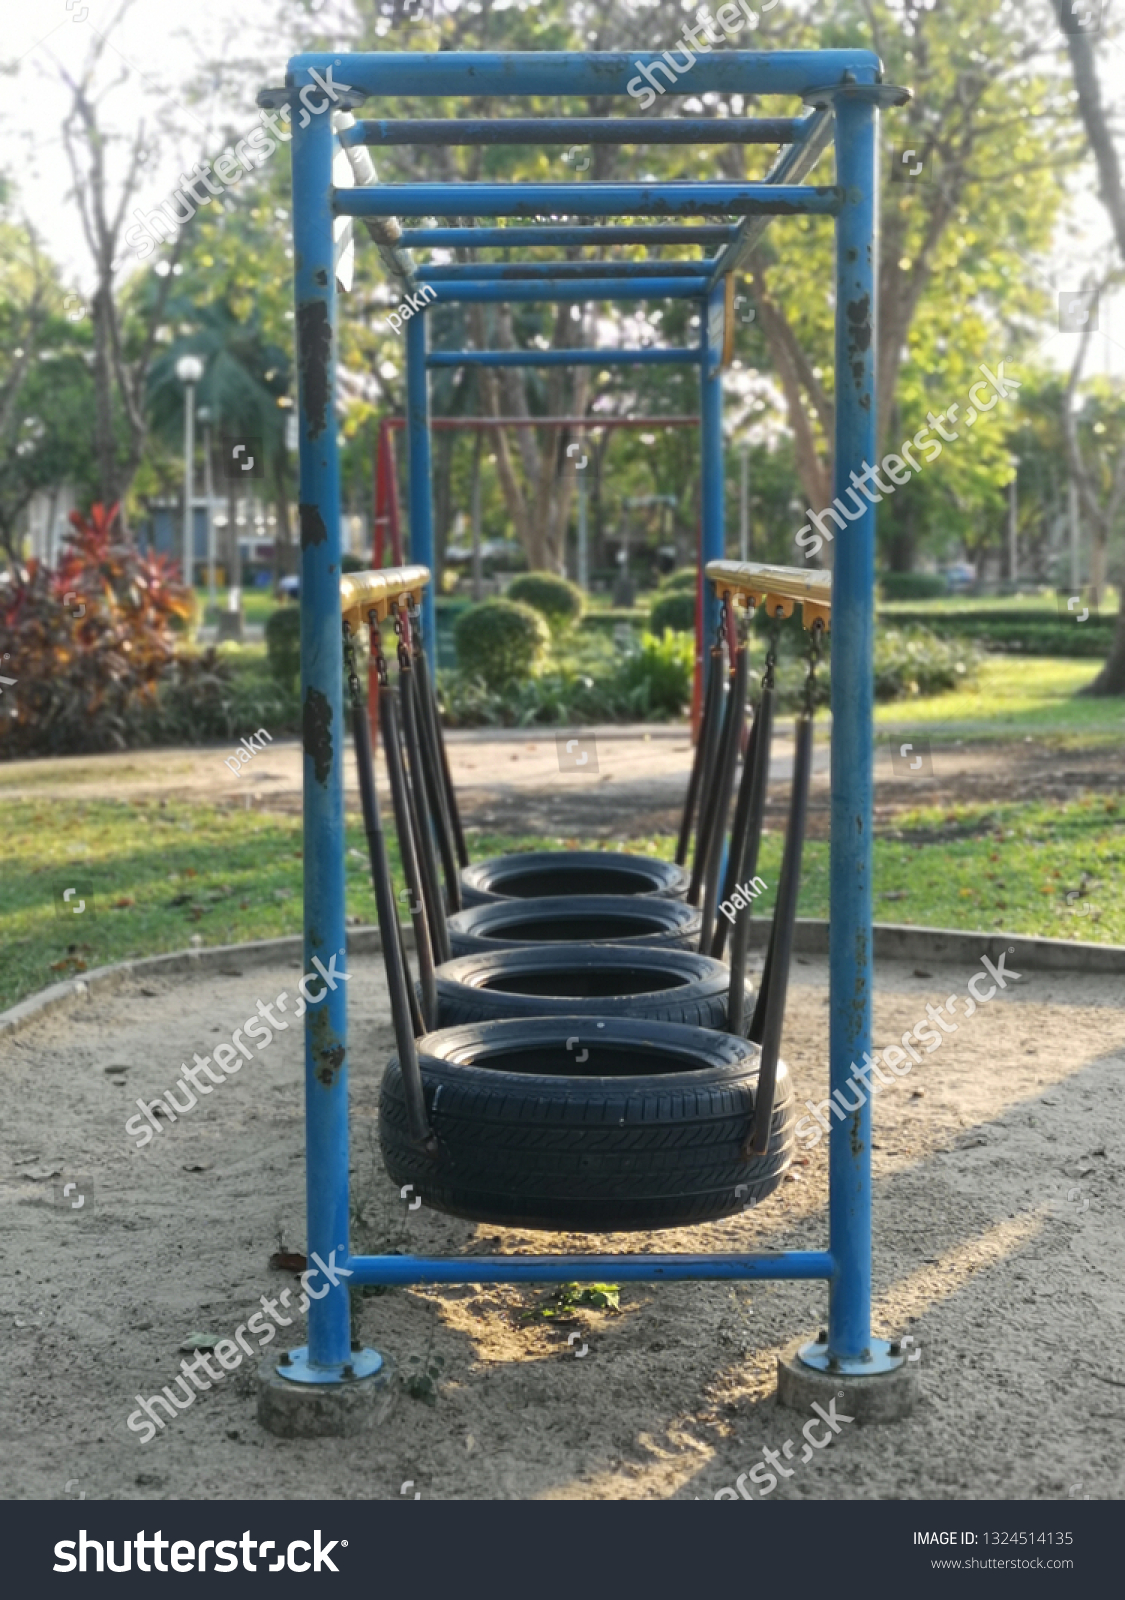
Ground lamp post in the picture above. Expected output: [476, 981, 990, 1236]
[1008, 453, 1019, 588]
[175, 355, 204, 590]
[196, 405, 217, 605]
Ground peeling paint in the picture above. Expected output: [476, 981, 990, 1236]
[314, 268, 328, 287]
[303, 687, 334, 787]
[300, 502, 328, 550]
[296, 299, 332, 438]
[846, 293, 871, 354]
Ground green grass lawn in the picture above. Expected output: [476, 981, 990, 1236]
[875, 656, 1123, 743]
[3, 788, 1120, 1013]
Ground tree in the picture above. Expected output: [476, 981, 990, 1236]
[59, 11, 187, 523]
[1050, 0, 1125, 694]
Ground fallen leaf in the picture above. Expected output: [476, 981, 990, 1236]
[269, 1251, 307, 1273]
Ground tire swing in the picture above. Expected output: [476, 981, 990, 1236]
[345, 566, 822, 1231]
[432, 598, 753, 910]
[431, 564, 827, 1050]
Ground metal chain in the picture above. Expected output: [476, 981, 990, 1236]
[802, 617, 826, 718]
[368, 610, 390, 689]
[406, 595, 424, 660]
[392, 601, 411, 673]
[342, 621, 362, 711]
[761, 605, 785, 692]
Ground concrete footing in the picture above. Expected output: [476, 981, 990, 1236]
[257, 1352, 394, 1438]
[777, 1337, 920, 1424]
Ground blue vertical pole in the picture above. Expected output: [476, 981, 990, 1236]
[700, 286, 725, 647]
[827, 92, 878, 1365]
[405, 308, 437, 668]
[292, 88, 351, 1373]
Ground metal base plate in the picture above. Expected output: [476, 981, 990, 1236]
[796, 1335, 904, 1377]
[273, 1345, 384, 1386]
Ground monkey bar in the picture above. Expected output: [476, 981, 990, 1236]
[276, 45, 909, 1402]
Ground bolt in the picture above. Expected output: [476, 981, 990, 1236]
[889, 1340, 902, 1356]
[343, 1362, 355, 1379]
[279, 1350, 291, 1367]
[351, 1339, 362, 1353]
[817, 1327, 828, 1344]
[826, 1354, 839, 1371]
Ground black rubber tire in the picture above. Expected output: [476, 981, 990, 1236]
[379, 1016, 794, 1232]
[429, 944, 755, 1033]
[460, 850, 689, 908]
[447, 894, 702, 957]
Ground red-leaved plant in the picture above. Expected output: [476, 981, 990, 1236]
[0, 503, 195, 757]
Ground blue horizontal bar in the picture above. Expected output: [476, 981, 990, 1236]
[398, 225, 739, 248]
[342, 1250, 835, 1286]
[341, 117, 806, 147]
[426, 347, 703, 368]
[290, 50, 882, 98]
[426, 278, 705, 304]
[417, 261, 713, 281]
[335, 183, 842, 220]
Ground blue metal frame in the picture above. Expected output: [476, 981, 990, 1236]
[285, 46, 904, 1390]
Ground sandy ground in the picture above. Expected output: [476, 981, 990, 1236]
[3, 725, 1124, 841]
[1, 947, 1122, 1502]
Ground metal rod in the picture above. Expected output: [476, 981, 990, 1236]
[372, 655, 438, 1028]
[404, 309, 437, 667]
[398, 662, 452, 966]
[289, 49, 883, 99]
[686, 644, 725, 901]
[336, 182, 843, 219]
[710, 108, 836, 287]
[414, 642, 469, 870]
[418, 261, 714, 281]
[343, 117, 808, 147]
[425, 280, 709, 303]
[745, 712, 812, 1155]
[698, 640, 748, 954]
[674, 649, 715, 867]
[350, 674, 434, 1142]
[292, 99, 351, 1374]
[399, 225, 738, 247]
[341, 1250, 835, 1286]
[385, 414, 701, 428]
[725, 682, 774, 1030]
[404, 642, 461, 914]
[828, 91, 878, 1366]
[427, 347, 703, 367]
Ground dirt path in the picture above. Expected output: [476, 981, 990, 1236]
[3, 726, 1123, 841]
[0, 950, 1121, 1501]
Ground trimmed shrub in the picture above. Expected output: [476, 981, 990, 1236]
[506, 571, 585, 634]
[879, 571, 947, 601]
[659, 567, 699, 594]
[873, 626, 979, 699]
[648, 590, 697, 636]
[265, 606, 302, 685]
[341, 552, 368, 574]
[454, 597, 551, 690]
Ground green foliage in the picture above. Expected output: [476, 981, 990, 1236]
[340, 552, 367, 574]
[506, 571, 585, 634]
[265, 606, 301, 685]
[144, 648, 301, 744]
[881, 608, 1113, 659]
[658, 568, 699, 594]
[648, 591, 696, 636]
[615, 630, 694, 719]
[453, 597, 550, 690]
[440, 628, 691, 726]
[873, 627, 980, 700]
[522, 1282, 622, 1321]
[880, 573, 947, 601]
